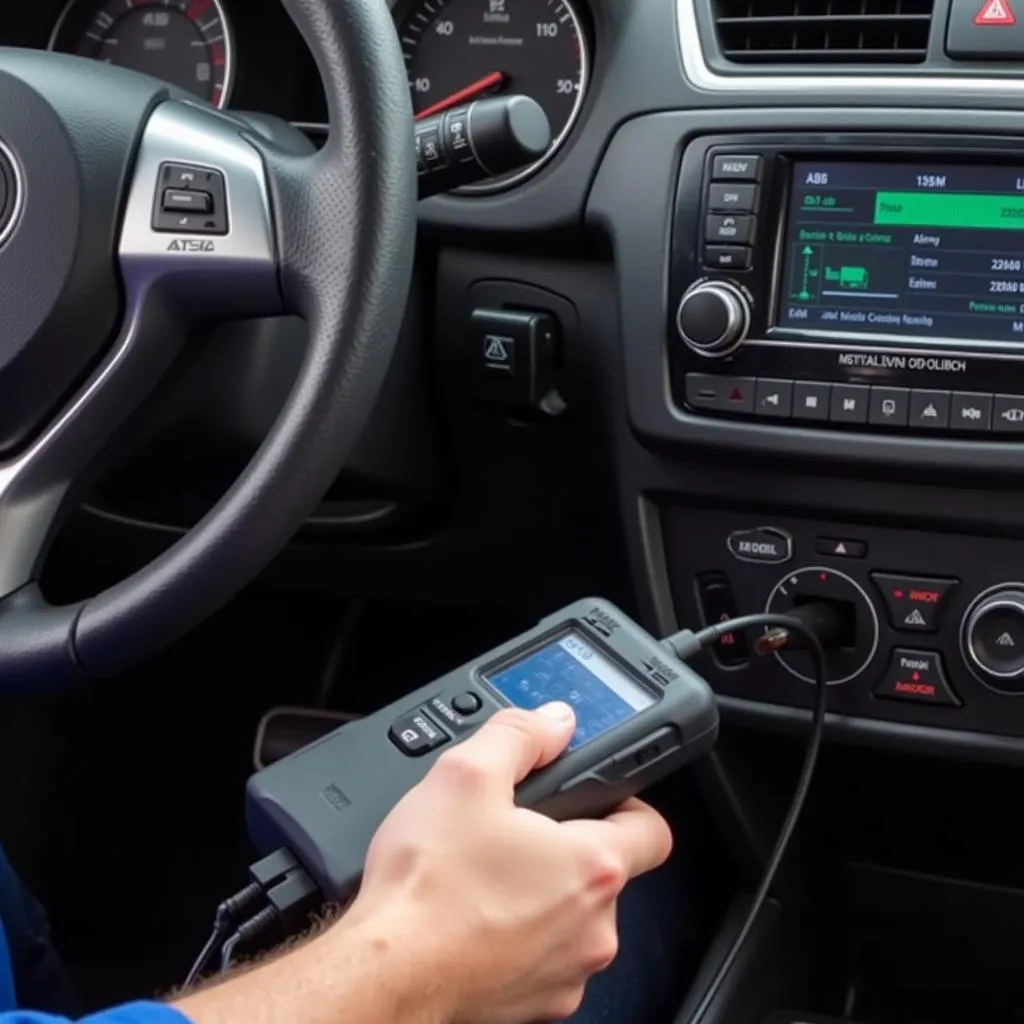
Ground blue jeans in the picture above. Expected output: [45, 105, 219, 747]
[0, 845, 690, 1023]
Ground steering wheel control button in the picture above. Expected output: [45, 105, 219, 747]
[451, 691, 483, 715]
[162, 189, 213, 214]
[389, 711, 450, 756]
[816, 537, 867, 559]
[766, 566, 880, 685]
[793, 381, 831, 422]
[471, 307, 559, 414]
[152, 162, 228, 234]
[947, 0, 1024, 58]
[962, 588, 1024, 689]
[711, 154, 762, 182]
[829, 384, 870, 424]
[754, 379, 793, 419]
[871, 573, 958, 633]
[874, 649, 960, 707]
[696, 572, 747, 666]
[727, 526, 792, 565]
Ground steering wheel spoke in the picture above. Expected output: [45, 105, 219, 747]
[0, 101, 282, 606]
[121, 101, 282, 317]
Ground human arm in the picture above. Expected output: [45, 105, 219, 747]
[176, 701, 671, 1024]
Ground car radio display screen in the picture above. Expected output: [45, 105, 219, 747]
[777, 161, 1024, 344]
[483, 632, 655, 751]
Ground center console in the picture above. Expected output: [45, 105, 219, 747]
[585, 107, 1024, 757]
[664, 507, 1024, 739]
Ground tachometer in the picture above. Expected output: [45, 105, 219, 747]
[50, 0, 234, 109]
[397, 0, 589, 192]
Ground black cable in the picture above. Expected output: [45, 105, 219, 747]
[219, 905, 280, 973]
[666, 611, 829, 1024]
[219, 933, 242, 973]
[183, 882, 266, 988]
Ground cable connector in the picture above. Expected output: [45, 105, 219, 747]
[248, 847, 322, 936]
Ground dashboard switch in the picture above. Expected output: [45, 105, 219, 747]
[471, 307, 559, 415]
[152, 162, 227, 235]
[872, 573, 958, 633]
[874, 649, 960, 707]
[727, 527, 792, 565]
[947, 0, 1024, 58]
[696, 572, 748, 666]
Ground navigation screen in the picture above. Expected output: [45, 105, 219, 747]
[777, 161, 1024, 344]
[483, 632, 655, 751]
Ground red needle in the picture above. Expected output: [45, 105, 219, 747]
[414, 71, 505, 121]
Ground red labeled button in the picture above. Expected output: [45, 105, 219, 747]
[871, 573, 959, 633]
[874, 649, 961, 707]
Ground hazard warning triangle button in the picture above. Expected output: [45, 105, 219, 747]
[975, 0, 1015, 25]
[949, 0, 1024, 57]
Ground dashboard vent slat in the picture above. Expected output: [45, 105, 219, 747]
[710, 0, 935, 65]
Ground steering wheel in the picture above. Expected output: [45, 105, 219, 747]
[0, 0, 415, 689]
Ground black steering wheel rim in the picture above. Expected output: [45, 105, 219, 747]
[0, 0, 416, 687]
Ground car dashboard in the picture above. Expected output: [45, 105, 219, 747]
[29, 0, 1024, 766]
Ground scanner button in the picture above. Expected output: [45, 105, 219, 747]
[452, 691, 483, 715]
[389, 712, 450, 756]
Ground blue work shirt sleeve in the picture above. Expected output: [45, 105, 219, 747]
[0, 1002, 192, 1024]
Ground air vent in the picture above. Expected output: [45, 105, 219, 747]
[711, 0, 935, 65]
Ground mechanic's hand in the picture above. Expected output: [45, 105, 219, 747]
[345, 702, 673, 1024]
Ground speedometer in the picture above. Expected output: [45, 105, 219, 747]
[50, 0, 234, 109]
[397, 0, 589, 192]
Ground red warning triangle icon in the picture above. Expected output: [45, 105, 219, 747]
[975, 0, 1015, 26]
[728, 386, 745, 402]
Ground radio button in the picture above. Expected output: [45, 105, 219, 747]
[793, 381, 831, 421]
[754, 378, 792, 418]
[829, 384, 869, 424]
[951, 392, 993, 431]
[868, 387, 910, 427]
[993, 394, 1024, 432]
[704, 245, 752, 271]
[909, 389, 951, 429]
[684, 373, 755, 414]
[707, 183, 758, 213]
[711, 154, 762, 181]
[705, 214, 755, 245]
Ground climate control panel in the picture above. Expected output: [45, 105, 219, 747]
[661, 508, 1024, 739]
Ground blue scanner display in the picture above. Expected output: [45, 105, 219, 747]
[483, 631, 656, 750]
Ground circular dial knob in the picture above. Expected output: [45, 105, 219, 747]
[675, 281, 750, 356]
[765, 566, 879, 685]
[962, 587, 1024, 691]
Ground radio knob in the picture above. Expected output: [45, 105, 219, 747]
[962, 588, 1024, 690]
[676, 281, 750, 357]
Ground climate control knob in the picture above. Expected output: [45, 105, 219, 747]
[675, 280, 750, 357]
[962, 587, 1024, 691]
